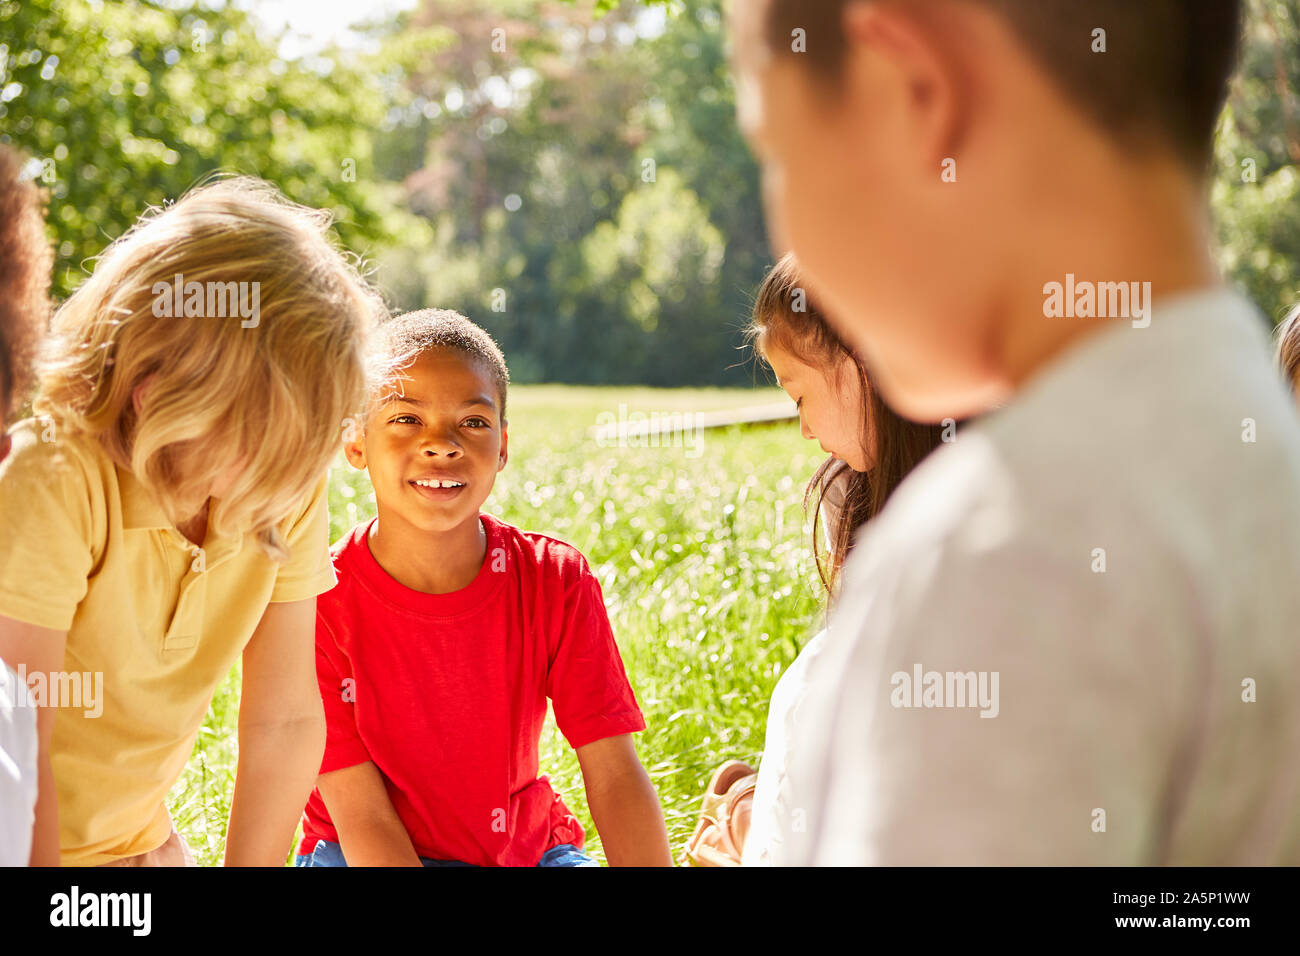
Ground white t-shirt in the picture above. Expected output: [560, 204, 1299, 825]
[743, 626, 831, 865]
[778, 286, 1300, 865]
[0, 659, 37, 866]
[744, 460, 852, 866]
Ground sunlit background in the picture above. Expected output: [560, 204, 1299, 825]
[2, 0, 1297, 864]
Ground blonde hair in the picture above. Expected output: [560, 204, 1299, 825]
[1276, 304, 1300, 399]
[34, 176, 385, 560]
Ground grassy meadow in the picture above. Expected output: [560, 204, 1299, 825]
[166, 384, 832, 865]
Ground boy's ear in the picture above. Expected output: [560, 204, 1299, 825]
[341, 416, 367, 470]
[497, 422, 509, 472]
[844, 0, 966, 175]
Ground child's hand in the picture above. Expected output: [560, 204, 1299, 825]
[317, 760, 424, 867]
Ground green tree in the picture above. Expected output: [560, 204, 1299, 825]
[370, 0, 763, 385]
[575, 167, 726, 383]
[641, 0, 769, 368]
[0, 0, 404, 298]
[1214, 0, 1300, 325]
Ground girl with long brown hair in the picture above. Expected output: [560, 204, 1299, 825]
[682, 253, 959, 865]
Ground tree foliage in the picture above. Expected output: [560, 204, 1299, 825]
[0, 0, 404, 298]
[369, 0, 764, 384]
[1214, 0, 1300, 324]
[1, 0, 1296, 382]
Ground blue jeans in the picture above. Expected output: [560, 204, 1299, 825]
[293, 839, 599, 867]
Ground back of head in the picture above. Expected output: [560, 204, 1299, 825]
[0, 145, 53, 425]
[35, 176, 386, 558]
[739, 0, 1245, 423]
[375, 309, 510, 421]
[763, 0, 1242, 174]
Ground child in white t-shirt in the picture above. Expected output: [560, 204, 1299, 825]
[732, 0, 1300, 865]
[680, 254, 956, 866]
[0, 663, 37, 866]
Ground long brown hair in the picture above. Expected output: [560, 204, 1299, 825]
[0, 145, 51, 420]
[747, 253, 951, 595]
[1276, 304, 1300, 397]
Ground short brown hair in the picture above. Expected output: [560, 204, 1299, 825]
[761, 0, 1242, 172]
[0, 145, 53, 419]
[379, 309, 510, 420]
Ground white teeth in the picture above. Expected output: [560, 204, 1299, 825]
[414, 479, 463, 488]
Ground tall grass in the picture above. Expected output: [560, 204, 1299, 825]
[167, 385, 828, 865]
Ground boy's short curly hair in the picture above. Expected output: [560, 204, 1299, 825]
[0, 145, 53, 419]
[379, 309, 510, 420]
[1276, 304, 1300, 397]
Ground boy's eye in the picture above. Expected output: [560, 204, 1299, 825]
[389, 415, 420, 425]
[463, 417, 489, 428]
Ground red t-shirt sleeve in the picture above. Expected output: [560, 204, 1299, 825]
[547, 558, 647, 750]
[315, 614, 372, 774]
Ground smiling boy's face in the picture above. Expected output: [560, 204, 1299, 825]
[346, 347, 508, 535]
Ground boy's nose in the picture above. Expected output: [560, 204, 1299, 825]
[421, 443, 461, 457]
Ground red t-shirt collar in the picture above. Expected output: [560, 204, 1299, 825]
[346, 512, 509, 620]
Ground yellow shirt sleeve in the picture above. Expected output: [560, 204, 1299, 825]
[269, 472, 337, 604]
[0, 424, 105, 631]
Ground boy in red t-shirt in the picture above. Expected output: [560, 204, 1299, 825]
[296, 309, 671, 867]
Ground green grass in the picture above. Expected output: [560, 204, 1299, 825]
[167, 385, 830, 865]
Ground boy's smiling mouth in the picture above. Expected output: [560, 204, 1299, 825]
[412, 477, 464, 488]
[409, 475, 467, 500]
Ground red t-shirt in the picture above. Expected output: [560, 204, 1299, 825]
[298, 513, 646, 866]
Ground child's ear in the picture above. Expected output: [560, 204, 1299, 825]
[831, 352, 860, 391]
[498, 422, 509, 472]
[844, 0, 964, 176]
[131, 373, 158, 416]
[341, 416, 367, 470]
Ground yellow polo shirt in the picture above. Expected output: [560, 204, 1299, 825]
[0, 418, 336, 865]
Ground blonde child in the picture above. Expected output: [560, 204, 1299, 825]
[0, 176, 382, 866]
